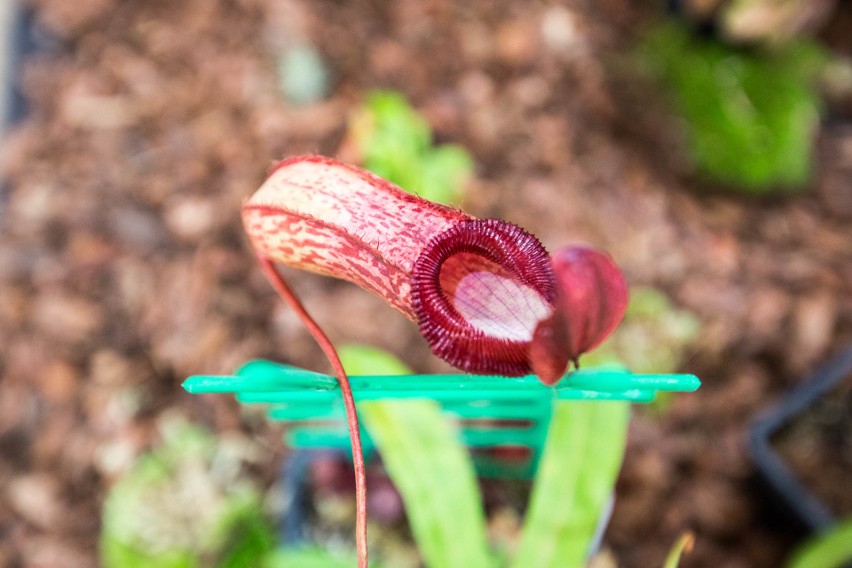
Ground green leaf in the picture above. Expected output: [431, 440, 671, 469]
[642, 22, 827, 192]
[360, 401, 492, 568]
[337, 343, 413, 376]
[662, 532, 695, 568]
[352, 90, 473, 206]
[215, 497, 277, 568]
[338, 345, 492, 568]
[786, 519, 852, 568]
[100, 420, 274, 568]
[263, 547, 364, 568]
[511, 401, 630, 568]
[419, 145, 473, 205]
[101, 537, 197, 568]
[366, 91, 432, 152]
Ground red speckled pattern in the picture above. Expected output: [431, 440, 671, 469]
[243, 156, 626, 384]
[243, 156, 469, 318]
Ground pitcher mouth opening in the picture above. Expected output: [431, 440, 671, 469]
[439, 252, 552, 342]
[411, 218, 556, 377]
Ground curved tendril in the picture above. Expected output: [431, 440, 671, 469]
[256, 255, 368, 568]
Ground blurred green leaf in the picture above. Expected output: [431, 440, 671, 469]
[420, 145, 475, 206]
[216, 498, 277, 568]
[511, 401, 629, 568]
[263, 547, 364, 568]
[100, 419, 275, 568]
[662, 532, 695, 568]
[338, 345, 493, 568]
[642, 22, 827, 192]
[786, 519, 852, 568]
[581, 287, 700, 375]
[101, 538, 196, 568]
[337, 343, 413, 376]
[360, 402, 492, 568]
[352, 90, 473, 206]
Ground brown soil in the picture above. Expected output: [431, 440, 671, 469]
[1, 1, 851, 567]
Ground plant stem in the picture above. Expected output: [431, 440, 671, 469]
[257, 255, 368, 568]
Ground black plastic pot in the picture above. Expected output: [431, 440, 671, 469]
[2, 3, 51, 221]
[749, 345, 852, 532]
[2, 2, 36, 133]
[278, 448, 340, 545]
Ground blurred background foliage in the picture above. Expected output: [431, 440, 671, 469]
[1, 0, 850, 567]
[641, 20, 827, 192]
[100, 418, 275, 568]
[343, 91, 474, 207]
[581, 287, 700, 374]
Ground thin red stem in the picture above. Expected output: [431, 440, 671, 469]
[257, 255, 368, 568]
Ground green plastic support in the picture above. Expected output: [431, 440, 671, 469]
[183, 359, 700, 478]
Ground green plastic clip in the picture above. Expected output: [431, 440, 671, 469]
[183, 360, 699, 478]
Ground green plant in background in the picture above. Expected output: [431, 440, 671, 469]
[100, 418, 275, 568]
[348, 91, 474, 206]
[786, 518, 852, 568]
[642, 21, 827, 192]
[338, 343, 630, 568]
[263, 547, 363, 568]
[581, 287, 700, 374]
[510, 400, 629, 568]
[337, 343, 412, 376]
[339, 344, 493, 568]
[662, 532, 695, 568]
[581, 287, 699, 413]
